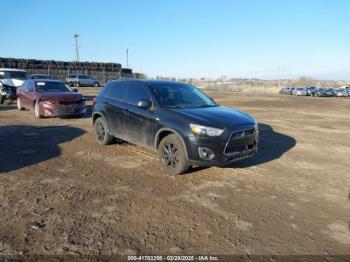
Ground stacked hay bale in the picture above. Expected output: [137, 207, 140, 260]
[0, 57, 128, 85]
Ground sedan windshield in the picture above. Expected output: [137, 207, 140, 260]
[35, 82, 73, 92]
[149, 82, 217, 109]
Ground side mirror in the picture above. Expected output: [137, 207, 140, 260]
[137, 99, 152, 109]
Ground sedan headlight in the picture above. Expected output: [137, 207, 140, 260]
[190, 123, 224, 136]
[40, 97, 56, 104]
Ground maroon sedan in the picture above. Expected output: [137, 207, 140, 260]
[16, 79, 87, 118]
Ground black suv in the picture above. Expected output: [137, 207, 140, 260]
[92, 79, 258, 175]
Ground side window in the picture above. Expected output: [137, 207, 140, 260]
[19, 81, 28, 90]
[0, 71, 4, 80]
[99, 83, 110, 97]
[108, 82, 128, 101]
[28, 81, 34, 91]
[125, 82, 151, 105]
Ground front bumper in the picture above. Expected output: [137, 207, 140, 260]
[40, 102, 87, 117]
[0, 87, 16, 100]
[186, 125, 258, 167]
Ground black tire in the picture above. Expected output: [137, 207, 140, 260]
[34, 102, 42, 119]
[94, 82, 99, 87]
[0, 96, 4, 104]
[94, 117, 114, 145]
[158, 134, 189, 176]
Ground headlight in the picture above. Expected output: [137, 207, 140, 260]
[190, 123, 224, 136]
[40, 97, 56, 104]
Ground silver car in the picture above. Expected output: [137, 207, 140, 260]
[65, 74, 100, 87]
[292, 87, 307, 96]
[335, 88, 349, 97]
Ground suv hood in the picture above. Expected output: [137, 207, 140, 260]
[172, 106, 256, 129]
[1, 79, 25, 87]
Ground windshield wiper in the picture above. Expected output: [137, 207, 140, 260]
[162, 105, 184, 109]
[199, 104, 217, 108]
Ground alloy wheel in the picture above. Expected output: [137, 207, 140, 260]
[95, 121, 106, 142]
[162, 143, 180, 169]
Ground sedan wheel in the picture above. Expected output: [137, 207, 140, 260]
[17, 97, 24, 110]
[34, 102, 42, 119]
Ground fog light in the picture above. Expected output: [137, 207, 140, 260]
[198, 147, 215, 160]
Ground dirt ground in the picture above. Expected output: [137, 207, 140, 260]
[0, 88, 349, 257]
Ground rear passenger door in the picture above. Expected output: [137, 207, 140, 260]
[124, 82, 158, 147]
[79, 75, 88, 86]
[104, 81, 128, 138]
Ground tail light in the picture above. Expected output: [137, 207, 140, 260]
[92, 97, 96, 106]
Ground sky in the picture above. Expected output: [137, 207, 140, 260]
[0, 0, 349, 80]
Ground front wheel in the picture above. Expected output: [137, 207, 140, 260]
[94, 117, 114, 145]
[17, 97, 24, 110]
[34, 102, 42, 119]
[158, 134, 189, 176]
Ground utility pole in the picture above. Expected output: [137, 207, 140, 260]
[73, 33, 80, 62]
[126, 48, 129, 68]
[278, 66, 281, 90]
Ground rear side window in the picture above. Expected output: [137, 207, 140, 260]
[125, 82, 150, 105]
[108, 81, 128, 101]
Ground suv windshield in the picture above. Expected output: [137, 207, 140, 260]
[1, 71, 27, 80]
[35, 82, 72, 92]
[149, 82, 216, 109]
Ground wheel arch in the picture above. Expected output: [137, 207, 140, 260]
[92, 112, 104, 124]
[155, 128, 188, 160]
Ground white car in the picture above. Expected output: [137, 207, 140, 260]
[0, 68, 27, 87]
[0, 68, 27, 104]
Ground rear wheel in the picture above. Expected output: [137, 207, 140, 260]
[158, 134, 189, 176]
[94, 117, 114, 145]
[34, 102, 42, 119]
[17, 97, 24, 110]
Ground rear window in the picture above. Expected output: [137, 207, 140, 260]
[107, 81, 128, 100]
[35, 82, 72, 92]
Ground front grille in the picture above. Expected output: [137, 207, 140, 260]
[224, 128, 256, 155]
[59, 100, 83, 105]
